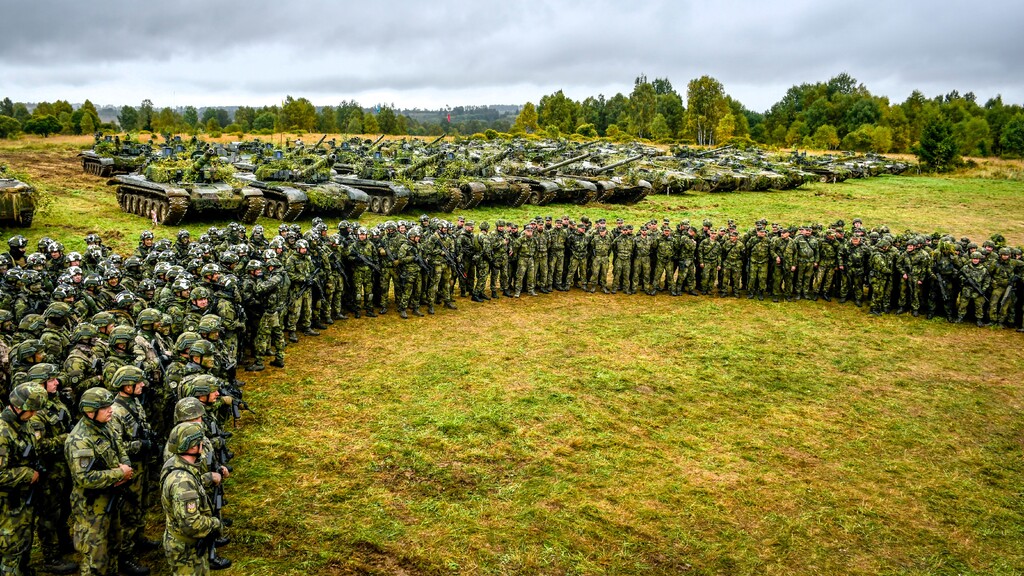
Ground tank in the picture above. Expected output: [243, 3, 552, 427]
[556, 154, 652, 204]
[79, 133, 151, 177]
[409, 148, 535, 210]
[0, 166, 36, 227]
[110, 146, 265, 225]
[236, 141, 369, 220]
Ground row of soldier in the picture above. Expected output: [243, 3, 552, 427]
[0, 212, 1022, 573]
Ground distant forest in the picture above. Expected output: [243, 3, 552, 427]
[3, 73, 1024, 161]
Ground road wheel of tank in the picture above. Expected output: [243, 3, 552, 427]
[380, 196, 394, 214]
[275, 201, 288, 220]
[369, 196, 382, 213]
[125, 195, 136, 214]
[15, 211, 33, 228]
[527, 191, 542, 205]
[139, 198, 151, 217]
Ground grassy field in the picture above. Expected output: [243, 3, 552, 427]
[2, 141, 1024, 574]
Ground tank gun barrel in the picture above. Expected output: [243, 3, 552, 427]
[696, 144, 734, 158]
[426, 133, 446, 147]
[367, 134, 387, 153]
[402, 150, 448, 178]
[594, 154, 643, 174]
[540, 151, 593, 174]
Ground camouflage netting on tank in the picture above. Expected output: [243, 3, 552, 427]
[305, 186, 343, 210]
[254, 161, 294, 181]
[94, 141, 118, 155]
[145, 158, 239, 185]
[431, 159, 472, 191]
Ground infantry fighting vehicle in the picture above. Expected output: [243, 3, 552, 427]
[79, 133, 151, 176]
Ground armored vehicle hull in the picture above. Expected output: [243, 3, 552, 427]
[333, 175, 413, 215]
[79, 150, 147, 177]
[111, 175, 266, 225]
[0, 175, 36, 227]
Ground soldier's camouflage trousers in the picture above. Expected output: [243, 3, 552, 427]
[898, 278, 924, 312]
[772, 264, 791, 297]
[119, 467, 148, 558]
[721, 266, 743, 296]
[653, 258, 674, 291]
[255, 309, 285, 362]
[958, 291, 986, 321]
[840, 269, 865, 303]
[458, 258, 474, 296]
[397, 266, 422, 310]
[323, 275, 342, 321]
[287, 287, 313, 331]
[379, 267, 398, 309]
[548, 251, 565, 289]
[515, 257, 535, 295]
[748, 262, 769, 295]
[490, 260, 509, 294]
[473, 260, 489, 297]
[36, 469, 74, 563]
[990, 284, 1014, 324]
[928, 275, 955, 319]
[795, 261, 815, 297]
[870, 277, 892, 313]
[162, 530, 209, 576]
[700, 265, 718, 294]
[0, 498, 33, 574]
[566, 256, 586, 289]
[815, 266, 837, 297]
[612, 258, 631, 292]
[631, 255, 652, 293]
[674, 260, 697, 294]
[72, 492, 122, 576]
[428, 262, 454, 305]
[353, 268, 374, 312]
[589, 256, 610, 290]
[534, 253, 549, 290]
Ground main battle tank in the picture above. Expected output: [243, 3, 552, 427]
[79, 133, 151, 177]
[235, 141, 369, 221]
[555, 153, 652, 204]
[110, 146, 265, 225]
[0, 166, 36, 227]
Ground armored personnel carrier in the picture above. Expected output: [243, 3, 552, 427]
[236, 144, 369, 221]
[0, 166, 36, 227]
[110, 146, 265, 225]
[79, 133, 151, 177]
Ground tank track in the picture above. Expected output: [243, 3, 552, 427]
[381, 193, 408, 216]
[576, 187, 599, 205]
[116, 187, 190, 225]
[262, 198, 305, 221]
[438, 187, 463, 213]
[459, 183, 485, 209]
[342, 199, 368, 219]
[82, 159, 113, 177]
[238, 196, 267, 224]
[510, 183, 533, 208]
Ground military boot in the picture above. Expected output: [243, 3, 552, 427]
[302, 327, 321, 336]
[427, 304, 435, 315]
[118, 558, 151, 576]
[529, 290, 538, 296]
[444, 301, 458, 310]
[313, 321, 329, 330]
[288, 331, 299, 343]
[270, 358, 285, 368]
[354, 310, 361, 318]
[40, 559, 77, 575]
[378, 306, 388, 315]
[471, 294, 483, 302]
[412, 307, 425, 317]
[747, 292, 755, 299]
[245, 360, 265, 372]
[210, 555, 233, 570]
[492, 289, 499, 299]
[399, 309, 409, 319]
[364, 309, 376, 318]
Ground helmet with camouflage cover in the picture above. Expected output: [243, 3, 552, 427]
[136, 308, 161, 329]
[79, 387, 115, 413]
[179, 373, 219, 399]
[167, 421, 206, 454]
[970, 251, 983, 260]
[18, 314, 45, 334]
[174, 332, 201, 355]
[9, 383, 47, 411]
[43, 302, 72, 324]
[7, 235, 27, 249]
[876, 239, 891, 250]
[27, 252, 47, 268]
[198, 314, 222, 336]
[92, 311, 115, 329]
[108, 365, 146, 393]
[69, 323, 99, 346]
[13, 339, 44, 362]
[998, 247, 1011, 257]
[188, 339, 214, 358]
[174, 397, 206, 423]
[25, 363, 60, 385]
[109, 325, 135, 349]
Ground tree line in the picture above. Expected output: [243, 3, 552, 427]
[3, 73, 1024, 169]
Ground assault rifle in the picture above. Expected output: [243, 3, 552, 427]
[21, 444, 45, 508]
[931, 265, 950, 302]
[437, 240, 467, 278]
[999, 273, 1020, 309]
[353, 250, 381, 274]
[958, 269, 989, 302]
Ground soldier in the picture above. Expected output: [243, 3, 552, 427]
[989, 247, 1016, 327]
[588, 227, 614, 294]
[394, 227, 426, 319]
[472, 222, 492, 302]
[652, 227, 676, 293]
[348, 228, 380, 318]
[720, 231, 745, 297]
[23, 364, 78, 575]
[632, 226, 655, 296]
[747, 227, 771, 300]
[160, 422, 224, 575]
[839, 234, 870, 307]
[513, 226, 537, 297]
[565, 223, 588, 291]
[490, 220, 512, 297]
[611, 226, 634, 294]
[815, 230, 839, 301]
[674, 227, 698, 297]
[65, 387, 139, 576]
[792, 226, 819, 300]
[107, 366, 158, 574]
[548, 218, 568, 291]
[927, 237, 959, 321]
[957, 251, 991, 326]
[0, 383, 48, 575]
[697, 229, 722, 296]
[285, 240, 319, 341]
[868, 239, 895, 316]
[896, 238, 930, 316]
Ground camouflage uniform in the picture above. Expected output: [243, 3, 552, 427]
[611, 231, 634, 293]
[746, 231, 771, 299]
[0, 401, 40, 575]
[254, 269, 287, 365]
[513, 232, 537, 297]
[394, 236, 424, 314]
[29, 384, 76, 570]
[815, 235, 839, 299]
[533, 227, 550, 292]
[285, 246, 316, 333]
[697, 235, 722, 295]
[720, 236, 746, 297]
[988, 251, 1016, 325]
[565, 228, 588, 290]
[548, 224, 568, 291]
[652, 231, 677, 292]
[792, 232, 819, 299]
[160, 426, 221, 576]
[958, 256, 992, 325]
[348, 237, 379, 317]
[489, 228, 511, 297]
[869, 243, 895, 315]
[839, 238, 870, 306]
[896, 245, 930, 315]
[110, 387, 153, 561]
[588, 232, 614, 293]
[631, 231, 655, 295]
[674, 233, 698, 296]
[65, 398, 132, 576]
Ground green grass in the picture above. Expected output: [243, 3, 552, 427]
[3, 145, 1024, 574]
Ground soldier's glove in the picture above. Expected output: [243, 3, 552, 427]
[220, 395, 234, 406]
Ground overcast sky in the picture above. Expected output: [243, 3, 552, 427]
[2, 0, 1022, 113]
